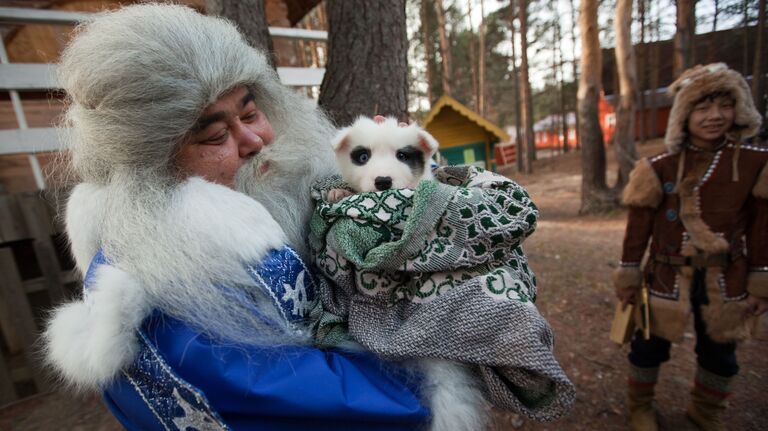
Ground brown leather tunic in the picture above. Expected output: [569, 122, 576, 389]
[620, 141, 768, 342]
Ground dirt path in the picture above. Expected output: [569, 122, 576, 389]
[4, 141, 767, 430]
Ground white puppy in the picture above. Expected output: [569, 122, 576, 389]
[324, 116, 488, 430]
[329, 116, 438, 200]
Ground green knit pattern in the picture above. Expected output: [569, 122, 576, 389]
[310, 166, 538, 305]
[308, 166, 575, 421]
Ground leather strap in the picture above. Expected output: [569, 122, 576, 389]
[653, 252, 732, 268]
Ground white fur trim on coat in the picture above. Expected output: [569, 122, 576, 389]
[65, 177, 287, 283]
[44, 265, 150, 390]
[65, 183, 108, 275]
[51, 177, 291, 388]
[165, 177, 288, 277]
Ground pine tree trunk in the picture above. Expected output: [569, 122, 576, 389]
[518, 0, 536, 172]
[743, 0, 750, 75]
[509, 1, 524, 172]
[578, 0, 615, 213]
[556, 18, 569, 153]
[568, 0, 581, 150]
[206, 0, 275, 68]
[637, 0, 646, 145]
[478, 0, 487, 117]
[434, 0, 453, 96]
[421, 0, 434, 106]
[753, 0, 767, 119]
[316, 5, 327, 67]
[649, 42, 660, 138]
[614, 0, 638, 191]
[319, 0, 408, 126]
[649, 0, 660, 138]
[673, 0, 697, 77]
[467, 0, 479, 111]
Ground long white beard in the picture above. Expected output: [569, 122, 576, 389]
[82, 174, 309, 347]
[235, 120, 338, 262]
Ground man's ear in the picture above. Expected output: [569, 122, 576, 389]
[331, 127, 351, 152]
[417, 130, 439, 156]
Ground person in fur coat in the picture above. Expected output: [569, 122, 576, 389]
[613, 63, 768, 431]
[40, 4, 485, 430]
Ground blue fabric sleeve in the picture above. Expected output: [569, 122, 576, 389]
[103, 378, 165, 431]
[143, 314, 430, 431]
[89, 249, 429, 430]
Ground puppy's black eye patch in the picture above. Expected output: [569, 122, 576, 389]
[396, 146, 424, 170]
[350, 147, 371, 165]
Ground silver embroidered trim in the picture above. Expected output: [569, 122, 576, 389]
[127, 330, 230, 431]
[689, 149, 723, 219]
[739, 143, 768, 152]
[124, 373, 171, 431]
[698, 149, 722, 187]
[650, 152, 674, 163]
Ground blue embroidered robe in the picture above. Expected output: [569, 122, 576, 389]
[84, 248, 430, 430]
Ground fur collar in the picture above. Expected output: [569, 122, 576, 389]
[46, 178, 287, 389]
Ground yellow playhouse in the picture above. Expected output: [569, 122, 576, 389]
[422, 95, 510, 171]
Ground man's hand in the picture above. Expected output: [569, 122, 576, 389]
[746, 295, 768, 317]
[612, 266, 642, 310]
[327, 188, 354, 203]
[616, 288, 636, 310]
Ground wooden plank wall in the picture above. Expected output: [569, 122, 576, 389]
[0, 97, 65, 194]
[0, 191, 76, 406]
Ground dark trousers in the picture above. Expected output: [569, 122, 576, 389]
[628, 269, 739, 377]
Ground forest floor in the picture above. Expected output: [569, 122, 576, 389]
[2, 139, 767, 431]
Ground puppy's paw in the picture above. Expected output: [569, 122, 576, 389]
[326, 188, 354, 203]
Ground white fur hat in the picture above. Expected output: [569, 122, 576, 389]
[664, 63, 763, 154]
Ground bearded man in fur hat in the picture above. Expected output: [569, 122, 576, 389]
[613, 63, 768, 431]
[43, 4, 442, 430]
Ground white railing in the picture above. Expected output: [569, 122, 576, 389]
[0, 7, 328, 188]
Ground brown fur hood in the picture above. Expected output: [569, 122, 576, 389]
[664, 63, 763, 154]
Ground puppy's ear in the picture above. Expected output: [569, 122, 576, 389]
[331, 127, 351, 152]
[417, 130, 439, 156]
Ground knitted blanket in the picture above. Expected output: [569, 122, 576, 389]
[308, 166, 575, 421]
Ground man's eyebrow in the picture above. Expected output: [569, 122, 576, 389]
[193, 91, 256, 131]
[241, 91, 256, 107]
[195, 111, 227, 131]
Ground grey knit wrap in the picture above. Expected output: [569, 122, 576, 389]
[308, 166, 575, 421]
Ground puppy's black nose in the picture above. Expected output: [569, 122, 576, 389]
[374, 176, 392, 191]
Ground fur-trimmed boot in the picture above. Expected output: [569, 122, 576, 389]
[686, 366, 732, 431]
[627, 364, 659, 431]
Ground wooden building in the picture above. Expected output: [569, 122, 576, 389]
[531, 25, 762, 152]
[423, 95, 510, 171]
[600, 24, 762, 141]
